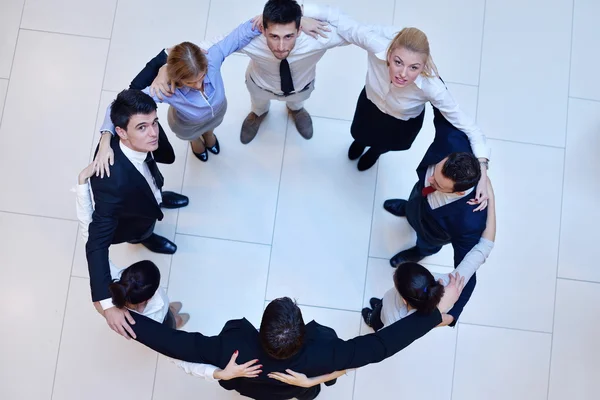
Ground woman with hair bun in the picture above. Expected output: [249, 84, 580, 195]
[76, 163, 262, 382]
[363, 179, 496, 330]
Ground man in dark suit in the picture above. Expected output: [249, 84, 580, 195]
[128, 286, 463, 400]
[383, 108, 489, 326]
[86, 89, 188, 338]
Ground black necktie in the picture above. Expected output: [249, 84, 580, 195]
[144, 153, 164, 190]
[280, 59, 294, 95]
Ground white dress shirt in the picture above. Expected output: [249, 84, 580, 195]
[119, 141, 162, 205]
[302, 4, 491, 160]
[424, 165, 474, 209]
[380, 238, 494, 327]
[75, 183, 219, 381]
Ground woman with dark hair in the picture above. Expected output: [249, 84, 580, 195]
[267, 180, 495, 389]
[364, 179, 496, 331]
[76, 163, 262, 382]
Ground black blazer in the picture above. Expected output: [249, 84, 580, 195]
[129, 310, 442, 400]
[412, 107, 488, 323]
[85, 132, 174, 302]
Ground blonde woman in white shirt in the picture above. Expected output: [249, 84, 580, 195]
[302, 4, 490, 207]
[77, 163, 262, 382]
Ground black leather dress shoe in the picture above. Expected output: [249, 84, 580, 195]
[357, 148, 381, 171]
[160, 191, 189, 209]
[206, 136, 220, 155]
[361, 307, 374, 327]
[140, 233, 177, 254]
[383, 199, 407, 217]
[369, 297, 382, 309]
[348, 140, 366, 160]
[389, 247, 425, 268]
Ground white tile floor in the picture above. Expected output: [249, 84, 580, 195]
[0, 1, 598, 399]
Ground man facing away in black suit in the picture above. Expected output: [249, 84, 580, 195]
[86, 89, 189, 339]
[128, 278, 464, 400]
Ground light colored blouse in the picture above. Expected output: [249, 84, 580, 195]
[100, 20, 261, 134]
[302, 3, 491, 161]
[380, 238, 494, 327]
[75, 183, 219, 381]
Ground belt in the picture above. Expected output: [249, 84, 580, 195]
[251, 77, 312, 97]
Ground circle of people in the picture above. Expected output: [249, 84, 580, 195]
[77, 1, 497, 399]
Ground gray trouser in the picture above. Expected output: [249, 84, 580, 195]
[245, 70, 315, 116]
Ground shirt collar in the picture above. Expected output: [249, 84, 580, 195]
[119, 140, 148, 165]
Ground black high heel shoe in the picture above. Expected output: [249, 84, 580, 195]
[190, 142, 208, 162]
[206, 135, 220, 155]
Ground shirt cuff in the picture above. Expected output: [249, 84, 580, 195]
[99, 298, 114, 311]
[473, 144, 491, 161]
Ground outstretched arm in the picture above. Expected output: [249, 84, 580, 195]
[129, 312, 224, 365]
[302, 3, 398, 52]
[269, 369, 348, 388]
[211, 19, 261, 65]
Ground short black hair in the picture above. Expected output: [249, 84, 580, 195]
[442, 152, 481, 192]
[259, 297, 306, 359]
[263, 0, 302, 30]
[110, 89, 157, 131]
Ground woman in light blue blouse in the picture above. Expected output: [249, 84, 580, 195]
[96, 19, 261, 166]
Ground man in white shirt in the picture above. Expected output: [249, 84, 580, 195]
[86, 89, 189, 338]
[239, 0, 347, 144]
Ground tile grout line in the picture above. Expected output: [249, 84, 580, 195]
[557, 276, 600, 285]
[459, 321, 552, 336]
[203, 0, 212, 40]
[474, 0, 487, 120]
[0, 209, 77, 222]
[351, 149, 381, 400]
[176, 231, 271, 247]
[546, 1, 577, 397]
[0, 0, 26, 131]
[449, 323, 461, 400]
[19, 27, 112, 41]
[262, 115, 290, 306]
[50, 225, 80, 399]
[487, 137, 565, 149]
[568, 95, 600, 103]
[86, 1, 119, 161]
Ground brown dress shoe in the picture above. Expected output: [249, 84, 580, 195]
[288, 108, 313, 139]
[240, 111, 268, 144]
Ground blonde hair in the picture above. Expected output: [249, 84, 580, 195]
[166, 42, 208, 88]
[387, 27, 439, 78]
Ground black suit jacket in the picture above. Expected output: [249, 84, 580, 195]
[85, 132, 174, 302]
[130, 310, 441, 400]
[411, 107, 488, 324]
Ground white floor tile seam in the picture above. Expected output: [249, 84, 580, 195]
[50, 236, 81, 400]
[556, 276, 600, 285]
[86, 3, 119, 160]
[546, 93, 570, 399]
[449, 323, 461, 400]
[458, 321, 553, 336]
[262, 114, 292, 306]
[360, 157, 380, 310]
[175, 231, 272, 247]
[19, 27, 112, 41]
[488, 136, 567, 150]
[203, 0, 212, 40]
[568, 95, 600, 104]
[474, 0, 488, 119]
[0, 209, 78, 222]
[3, 0, 26, 80]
